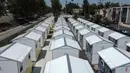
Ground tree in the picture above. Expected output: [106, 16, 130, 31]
[88, 3, 97, 15]
[66, 2, 80, 14]
[9, 0, 46, 20]
[51, 0, 62, 21]
[51, 0, 62, 14]
[83, 0, 89, 18]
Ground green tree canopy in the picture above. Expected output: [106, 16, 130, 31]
[66, 2, 80, 14]
[51, 0, 62, 14]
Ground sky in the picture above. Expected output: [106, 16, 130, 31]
[45, 0, 130, 7]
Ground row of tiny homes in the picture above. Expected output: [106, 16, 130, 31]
[50, 17, 82, 59]
[77, 18, 130, 52]
[43, 17, 95, 73]
[70, 17, 130, 73]
[0, 16, 54, 73]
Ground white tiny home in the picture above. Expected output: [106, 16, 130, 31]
[0, 43, 32, 73]
[74, 25, 84, 39]
[98, 47, 130, 73]
[85, 35, 113, 64]
[13, 32, 41, 61]
[108, 32, 130, 49]
[40, 22, 50, 34]
[53, 25, 70, 32]
[98, 27, 114, 39]
[53, 29, 74, 40]
[50, 37, 81, 59]
[126, 43, 130, 52]
[78, 28, 95, 50]
[72, 22, 81, 33]
[80, 19, 90, 26]
[85, 22, 94, 30]
[91, 24, 102, 33]
[43, 55, 94, 73]
[35, 25, 48, 39]
[32, 29, 45, 47]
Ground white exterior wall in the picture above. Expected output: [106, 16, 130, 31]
[104, 31, 114, 39]
[91, 27, 102, 34]
[90, 41, 113, 64]
[117, 37, 130, 50]
[116, 64, 130, 73]
[52, 47, 79, 59]
[0, 57, 18, 73]
[54, 35, 74, 40]
[83, 33, 95, 50]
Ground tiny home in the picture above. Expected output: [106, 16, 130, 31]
[78, 28, 94, 50]
[0, 43, 32, 73]
[43, 55, 94, 73]
[91, 24, 102, 33]
[40, 22, 50, 34]
[72, 22, 81, 33]
[13, 32, 41, 61]
[35, 25, 48, 39]
[108, 32, 130, 49]
[53, 29, 74, 40]
[126, 42, 130, 52]
[85, 22, 94, 30]
[98, 27, 114, 39]
[85, 35, 113, 64]
[53, 25, 70, 32]
[74, 25, 84, 39]
[98, 47, 130, 73]
[32, 29, 45, 47]
[50, 37, 81, 59]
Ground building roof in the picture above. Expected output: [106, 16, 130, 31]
[41, 22, 50, 28]
[87, 22, 94, 26]
[109, 32, 125, 40]
[25, 31, 41, 41]
[0, 44, 11, 53]
[35, 26, 46, 32]
[98, 47, 130, 69]
[53, 30, 73, 38]
[86, 35, 102, 45]
[12, 32, 27, 41]
[72, 22, 80, 26]
[54, 26, 70, 31]
[91, 24, 101, 28]
[98, 27, 109, 32]
[44, 55, 94, 73]
[0, 43, 32, 62]
[50, 37, 81, 50]
[75, 25, 84, 30]
[79, 28, 90, 35]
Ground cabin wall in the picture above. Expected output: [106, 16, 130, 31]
[0, 57, 18, 73]
[116, 66, 130, 73]
[118, 37, 130, 50]
[83, 33, 94, 50]
[91, 42, 113, 64]
[52, 47, 79, 59]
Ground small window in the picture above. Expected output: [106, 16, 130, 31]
[101, 60, 104, 67]
[36, 44, 37, 48]
[20, 66, 23, 72]
[126, 46, 130, 52]
[28, 54, 31, 59]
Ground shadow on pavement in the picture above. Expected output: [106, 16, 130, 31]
[44, 41, 50, 47]
[37, 50, 47, 61]
[32, 67, 41, 73]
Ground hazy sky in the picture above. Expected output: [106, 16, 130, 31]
[45, 0, 130, 7]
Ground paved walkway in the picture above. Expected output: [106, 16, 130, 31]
[32, 39, 52, 73]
